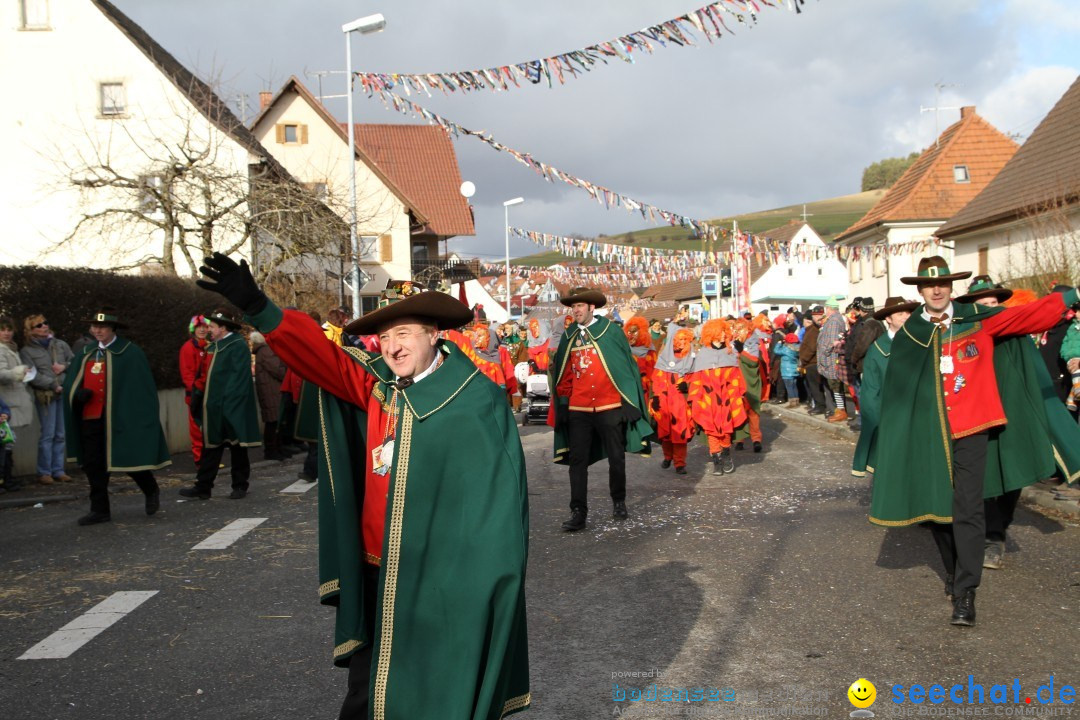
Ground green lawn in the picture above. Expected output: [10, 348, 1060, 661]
[511, 190, 884, 266]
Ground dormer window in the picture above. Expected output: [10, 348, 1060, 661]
[20, 0, 50, 30]
[953, 165, 970, 183]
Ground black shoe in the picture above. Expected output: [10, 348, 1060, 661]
[297, 471, 316, 483]
[561, 509, 587, 531]
[849, 419, 862, 431]
[613, 501, 628, 520]
[807, 407, 825, 415]
[983, 541, 1004, 570]
[145, 491, 160, 516]
[721, 447, 734, 474]
[944, 573, 954, 602]
[660, 459, 672, 469]
[735, 441, 744, 450]
[228, 488, 248, 500]
[77, 511, 111, 526]
[675, 466, 687, 475]
[711, 453, 722, 475]
[753, 441, 762, 453]
[950, 590, 976, 626]
[179, 486, 211, 500]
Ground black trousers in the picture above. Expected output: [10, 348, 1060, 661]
[928, 432, 989, 596]
[303, 441, 318, 479]
[339, 563, 379, 720]
[195, 443, 250, 492]
[80, 419, 158, 515]
[985, 488, 1021, 543]
[262, 420, 282, 457]
[567, 408, 626, 513]
[804, 364, 826, 408]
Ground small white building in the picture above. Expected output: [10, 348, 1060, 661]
[0, 0, 276, 272]
[835, 107, 1019, 302]
[936, 76, 1080, 287]
[747, 220, 848, 312]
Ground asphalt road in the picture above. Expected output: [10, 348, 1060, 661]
[1, 416, 1077, 719]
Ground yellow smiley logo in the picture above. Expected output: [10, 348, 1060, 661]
[848, 678, 876, 709]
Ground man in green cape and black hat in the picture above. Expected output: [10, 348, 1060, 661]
[195, 254, 530, 720]
[870, 255, 1078, 627]
[551, 287, 653, 532]
[63, 307, 170, 525]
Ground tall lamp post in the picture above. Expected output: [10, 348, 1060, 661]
[503, 197, 524, 318]
[343, 12, 386, 318]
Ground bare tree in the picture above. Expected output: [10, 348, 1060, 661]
[999, 190, 1080, 291]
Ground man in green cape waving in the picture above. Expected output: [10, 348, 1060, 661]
[551, 287, 653, 532]
[196, 254, 530, 720]
[870, 255, 1078, 627]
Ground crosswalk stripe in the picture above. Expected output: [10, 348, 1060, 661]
[18, 591, 158, 660]
[191, 518, 267, 550]
[280, 479, 318, 494]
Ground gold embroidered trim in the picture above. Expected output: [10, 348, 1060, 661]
[851, 469, 867, 478]
[317, 389, 335, 505]
[373, 409, 413, 720]
[869, 512, 952, 527]
[568, 403, 621, 412]
[365, 552, 381, 566]
[401, 367, 479, 421]
[1051, 444, 1080, 483]
[952, 419, 1006, 439]
[319, 579, 340, 597]
[501, 692, 532, 718]
[932, 332, 954, 486]
[334, 639, 361, 658]
[866, 464, 876, 473]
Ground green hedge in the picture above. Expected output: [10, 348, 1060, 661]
[0, 266, 236, 389]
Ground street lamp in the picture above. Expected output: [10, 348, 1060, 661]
[503, 197, 524, 317]
[343, 12, 386, 319]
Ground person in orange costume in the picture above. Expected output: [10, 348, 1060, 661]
[623, 317, 657, 401]
[689, 319, 748, 475]
[733, 316, 771, 453]
[445, 324, 518, 402]
[525, 317, 552, 372]
[650, 323, 696, 474]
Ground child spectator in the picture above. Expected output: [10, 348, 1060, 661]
[1062, 311, 1080, 412]
[0, 396, 14, 492]
[775, 333, 802, 407]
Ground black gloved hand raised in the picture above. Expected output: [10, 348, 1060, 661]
[195, 253, 268, 316]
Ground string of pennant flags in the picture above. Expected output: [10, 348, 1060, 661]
[355, 1, 805, 97]
[511, 227, 945, 276]
[370, 91, 718, 239]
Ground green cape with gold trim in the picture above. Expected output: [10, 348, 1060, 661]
[248, 300, 530, 719]
[870, 303, 1070, 526]
[200, 333, 261, 448]
[852, 334, 891, 477]
[550, 315, 654, 465]
[62, 337, 171, 472]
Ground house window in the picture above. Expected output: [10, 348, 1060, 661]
[361, 296, 380, 314]
[849, 257, 862, 283]
[100, 82, 126, 116]
[275, 123, 308, 144]
[20, 0, 50, 29]
[138, 175, 163, 214]
[978, 244, 988, 275]
[872, 249, 887, 278]
[953, 165, 970, 183]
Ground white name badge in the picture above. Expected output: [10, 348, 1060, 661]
[939, 354, 954, 375]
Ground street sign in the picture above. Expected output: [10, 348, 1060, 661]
[720, 269, 733, 298]
[701, 273, 719, 296]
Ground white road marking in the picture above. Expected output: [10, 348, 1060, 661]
[19, 591, 158, 660]
[191, 518, 267, 550]
[280, 479, 318, 494]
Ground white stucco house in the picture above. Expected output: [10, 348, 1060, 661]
[747, 220, 847, 312]
[834, 107, 1019, 302]
[1, 0, 282, 273]
[936, 76, 1080, 287]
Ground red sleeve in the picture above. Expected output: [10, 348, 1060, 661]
[264, 309, 371, 410]
[981, 293, 1066, 338]
[178, 342, 198, 391]
[500, 347, 518, 395]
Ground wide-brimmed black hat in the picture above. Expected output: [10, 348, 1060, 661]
[85, 308, 128, 329]
[560, 286, 607, 308]
[900, 255, 972, 285]
[956, 275, 1013, 303]
[872, 296, 920, 320]
[207, 308, 243, 331]
[345, 289, 473, 335]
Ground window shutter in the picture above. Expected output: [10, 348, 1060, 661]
[275, 124, 285, 143]
[977, 245, 988, 275]
[300, 124, 309, 144]
[380, 235, 393, 262]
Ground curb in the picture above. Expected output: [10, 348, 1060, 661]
[761, 403, 857, 444]
[1020, 484, 1080, 521]
[0, 494, 80, 510]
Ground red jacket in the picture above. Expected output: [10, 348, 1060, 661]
[178, 337, 208, 403]
[939, 292, 1070, 438]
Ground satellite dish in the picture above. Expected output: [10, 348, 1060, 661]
[459, 180, 476, 199]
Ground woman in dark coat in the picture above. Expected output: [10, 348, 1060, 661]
[251, 331, 289, 460]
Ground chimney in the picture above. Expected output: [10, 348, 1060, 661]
[960, 105, 974, 119]
[259, 91, 273, 110]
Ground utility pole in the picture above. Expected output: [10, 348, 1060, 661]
[234, 94, 248, 124]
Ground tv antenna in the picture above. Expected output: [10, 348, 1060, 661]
[920, 81, 961, 147]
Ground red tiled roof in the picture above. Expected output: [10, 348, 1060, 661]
[937, 76, 1080, 237]
[838, 108, 1019, 241]
[350, 124, 475, 238]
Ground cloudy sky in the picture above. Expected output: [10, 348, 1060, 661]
[120, 0, 1080, 260]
